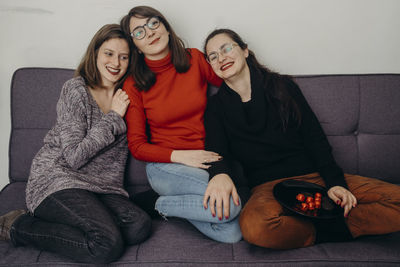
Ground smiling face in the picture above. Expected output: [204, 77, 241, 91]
[205, 33, 249, 81]
[129, 16, 170, 60]
[96, 38, 130, 89]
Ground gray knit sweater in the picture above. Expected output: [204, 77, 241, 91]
[26, 77, 129, 213]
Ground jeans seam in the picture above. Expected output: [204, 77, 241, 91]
[46, 193, 104, 247]
[14, 228, 88, 248]
[47, 193, 92, 230]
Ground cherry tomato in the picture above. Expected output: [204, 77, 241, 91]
[315, 200, 321, 209]
[301, 203, 308, 211]
[308, 202, 315, 210]
[315, 192, 322, 199]
[315, 197, 321, 203]
[296, 193, 305, 202]
[306, 196, 314, 203]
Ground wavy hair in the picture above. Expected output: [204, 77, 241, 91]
[120, 6, 191, 91]
[204, 28, 302, 131]
[75, 24, 132, 90]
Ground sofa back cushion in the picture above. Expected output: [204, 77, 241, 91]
[294, 75, 400, 184]
[10, 68, 74, 182]
[9, 68, 400, 189]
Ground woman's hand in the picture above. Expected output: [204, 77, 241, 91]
[111, 89, 130, 117]
[170, 150, 222, 169]
[203, 173, 240, 220]
[327, 186, 357, 217]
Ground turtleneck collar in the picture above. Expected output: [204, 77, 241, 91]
[217, 64, 268, 132]
[144, 52, 173, 73]
[220, 64, 260, 98]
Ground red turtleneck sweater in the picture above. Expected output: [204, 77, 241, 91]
[123, 48, 222, 162]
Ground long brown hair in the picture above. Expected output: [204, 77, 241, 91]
[120, 6, 191, 91]
[75, 24, 132, 90]
[204, 29, 301, 131]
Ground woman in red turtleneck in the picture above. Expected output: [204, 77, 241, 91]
[120, 6, 242, 243]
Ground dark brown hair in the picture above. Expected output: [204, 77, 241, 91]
[75, 24, 132, 90]
[204, 28, 301, 130]
[120, 6, 191, 91]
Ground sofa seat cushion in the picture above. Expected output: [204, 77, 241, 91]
[234, 232, 400, 266]
[3, 181, 400, 266]
[2, 218, 400, 266]
[1, 182, 400, 266]
[0, 243, 43, 266]
[136, 219, 400, 266]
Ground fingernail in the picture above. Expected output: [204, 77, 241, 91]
[336, 200, 340, 205]
[212, 213, 215, 217]
[219, 217, 222, 221]
[225, 216, 229, 219]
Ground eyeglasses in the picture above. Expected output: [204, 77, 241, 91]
[206, 43, 238, 64]
[130, 16, 161, 40]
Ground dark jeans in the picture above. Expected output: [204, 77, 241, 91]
[10, 189, 152, 264]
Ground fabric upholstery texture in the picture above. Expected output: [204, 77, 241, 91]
[1, 68, 399, 266]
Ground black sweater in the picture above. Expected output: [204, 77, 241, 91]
[204, 68, 347, 189]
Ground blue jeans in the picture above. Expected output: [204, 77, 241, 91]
[146, 163, 242, 243]
[10, 189, 151, 264]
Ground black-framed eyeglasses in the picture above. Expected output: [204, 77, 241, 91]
[206, 43, 238, 64]
[130, 16, 161, 40]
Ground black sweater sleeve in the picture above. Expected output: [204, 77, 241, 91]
[286, 79, 348, 189]
[204, 96, 235, 181]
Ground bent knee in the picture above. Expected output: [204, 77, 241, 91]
[146, 163, 205, 195]
[124, 212, 152, 245]
[88, 231, 124, 263]
[226, 198, 242, 221]
[212, 220, 242, 243]
[239, 210, 269, 247]
[240, 221, 278, 248]
[224, 227, 242, 243]
[240, 209, 314, 249]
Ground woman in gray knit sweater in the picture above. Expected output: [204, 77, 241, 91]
[0, 24, 151, 263]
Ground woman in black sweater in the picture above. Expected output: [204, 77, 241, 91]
[202, 28, 400, 249]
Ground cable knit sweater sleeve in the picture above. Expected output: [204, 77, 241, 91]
[57, 78, 127, 170]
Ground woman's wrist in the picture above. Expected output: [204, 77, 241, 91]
[170, 150, 180, 163]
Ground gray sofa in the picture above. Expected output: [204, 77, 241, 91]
[1, 67, 400, 266]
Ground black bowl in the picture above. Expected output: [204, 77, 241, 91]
[273, 180, 343, 220]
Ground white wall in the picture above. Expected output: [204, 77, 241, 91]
[1, 0, 399, 189]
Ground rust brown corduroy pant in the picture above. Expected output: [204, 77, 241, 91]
[239, 173, 400, 249]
